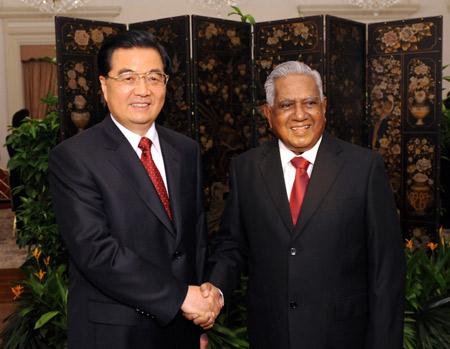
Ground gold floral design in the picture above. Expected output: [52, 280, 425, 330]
[74, 29, 90, 46]
[369, 56, 402, 198]
[64, 61, 91, 94]
[63, 60, 93, 132]
[375, 22, 434, 53]
[63, 24, 121, 53]
[197, 21, 250, 50]
[407, 58, 435, 126]
[147, 25, 178, 44]
[257, 21, 318, 56]
[406, 137, 435, 215]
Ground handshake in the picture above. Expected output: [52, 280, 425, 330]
[181, 282, 224, 329]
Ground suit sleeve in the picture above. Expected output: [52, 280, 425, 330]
[48, 144, 187, 326]
[195, 143, 208, 284]
[365, 153, 405, 349]
[206, 158, 247, 300]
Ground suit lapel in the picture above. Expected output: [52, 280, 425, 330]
[259, 142, 294, 233]
[293, 133, 345, 238]
[101, 117, 175, 236]
[157, 126, 183, 245]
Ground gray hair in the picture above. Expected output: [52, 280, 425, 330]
[264, 61, 324, 106]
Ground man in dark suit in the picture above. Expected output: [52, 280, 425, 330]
[49, 30, 222, 349]
[207, 61, 405, 348]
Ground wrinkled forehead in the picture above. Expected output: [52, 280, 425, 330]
[273, 73, 321, 100]
[109, 47, 164, 72]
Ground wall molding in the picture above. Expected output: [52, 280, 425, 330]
[0, 6, 122, 20]
[297, 4, 421, 21]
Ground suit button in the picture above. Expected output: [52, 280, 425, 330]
[173, 251, 182, 260]
[289, 301, 298, 310]
[290, 247, 297, 256]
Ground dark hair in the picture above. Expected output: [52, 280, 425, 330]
[12, 108, 29, 128]
[97, 29, 171, 77]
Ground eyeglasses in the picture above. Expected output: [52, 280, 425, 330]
[107, 71, 169, 86]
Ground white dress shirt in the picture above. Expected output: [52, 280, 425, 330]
[278, 136, 322, 200]
[110, 115, 169, 194]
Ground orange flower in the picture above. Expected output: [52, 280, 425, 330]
[34, 269, 46, 281]
[11, 284, 24, 300]
[405, 239, 414, 251]
[427, 242, 438, 251]
[32, 247, 42, 262]
[44, 256, 51, 266]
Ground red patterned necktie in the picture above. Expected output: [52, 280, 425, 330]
[290, 157, 310, 225]
[138, 137, 173, 221]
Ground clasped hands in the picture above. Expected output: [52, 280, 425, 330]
[181, 282, 224, 329]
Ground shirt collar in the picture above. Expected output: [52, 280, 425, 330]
[278, 135, 322, 168]
[110, 114, 162, 155]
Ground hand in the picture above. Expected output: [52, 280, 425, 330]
[200, 282, 224, 308]
[181, 284, 223, 329]
[196, 282, 224, 329]
[200, 333, 208, 349]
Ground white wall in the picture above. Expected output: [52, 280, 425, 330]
[0, 0, 448, 168]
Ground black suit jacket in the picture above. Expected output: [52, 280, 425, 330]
[208, 133, 405, 349]
[49, 116, 207, 349]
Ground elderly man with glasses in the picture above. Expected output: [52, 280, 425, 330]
[49, 30, 222, 349]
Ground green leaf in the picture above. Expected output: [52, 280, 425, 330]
[19, 306, 33, 317]
[34, 311, 59, 329]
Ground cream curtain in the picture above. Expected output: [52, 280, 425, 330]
[22, 60, 57, 119]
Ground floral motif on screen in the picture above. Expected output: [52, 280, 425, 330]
[375, 22, 434, 54]
[407, 58, 435, 127]
[63, 61, 93, 132]
[197, 22, 248, 50]
[369, 56, 402, 198]
[406, 137, 435, 215]
[63, 25, 120, 53]
[255, 21, 319, 71]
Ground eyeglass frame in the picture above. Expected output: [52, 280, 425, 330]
[105, 70, 169, 86]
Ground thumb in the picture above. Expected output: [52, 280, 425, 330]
[200, 282, 212, 298]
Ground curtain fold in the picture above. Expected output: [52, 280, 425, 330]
[22, 60, 57, 119]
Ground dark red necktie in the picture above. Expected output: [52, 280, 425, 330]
[290, 157, 310, 225]
[138, 137, 173, 221]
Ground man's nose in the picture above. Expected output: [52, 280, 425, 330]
[133, 77, 151, 95]
[293, 102, 307, 119]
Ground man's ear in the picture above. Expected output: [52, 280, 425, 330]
[263, 103, 273, 129]
[99, 76, 108, 103]
[321, 96, 327, 121]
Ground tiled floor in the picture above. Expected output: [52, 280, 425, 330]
[0, 208, 26, 333]
[0, 209, 26, 269]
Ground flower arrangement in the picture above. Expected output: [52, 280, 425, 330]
[408, 59, 435, 105]
[1, 247, 68, 349]
[404, 227, 450, 349]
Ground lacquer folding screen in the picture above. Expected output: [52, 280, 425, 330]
[368, 18, 443, 243]
[55, 15, 442, 239]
